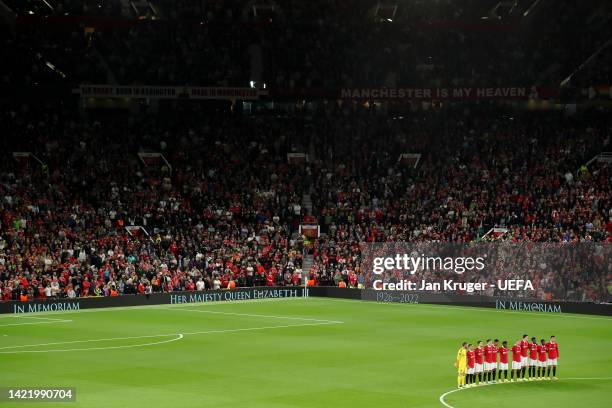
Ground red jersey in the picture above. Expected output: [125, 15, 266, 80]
[484, 345, 495, 363]
[545, 342, 559, 359]
[520, 339, 529, 357]
[474, 347, 484, 364]
[537, 344, 547, 362]
[512, 345, 522, 362]
[498, 346, 509, 364]
[529, 342, 538, 359]
[467, 351, 476, 368]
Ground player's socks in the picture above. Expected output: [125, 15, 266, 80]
[493, 369, 497, 381]
[552, 366, 556, 377]
[547, 367, 551, 377]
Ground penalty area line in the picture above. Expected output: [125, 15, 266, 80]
[0, 334, 184, 354]
[439, 377, 612, 407]
[0, 316, 73, 327]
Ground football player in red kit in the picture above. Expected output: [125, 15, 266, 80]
[537, 339, 548, 379]
[519, 334, 529, 379]
[528, 337, 539, 380]
[491, 339, 500, 382]
[466, 344, 476, 387]
[484, 339, 495, 383]
[498, 340, 510, 382]
[511, 340, 523, 382]
[474, 341, 485, 384]
[546, 336, 559, 379]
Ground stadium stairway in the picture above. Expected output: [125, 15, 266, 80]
[302, 193, 313, 214]
[302, 253, 314, 279]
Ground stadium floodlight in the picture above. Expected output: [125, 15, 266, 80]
[523, 0, 543, 17]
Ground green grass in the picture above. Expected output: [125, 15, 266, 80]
[0, 298, 611, 408]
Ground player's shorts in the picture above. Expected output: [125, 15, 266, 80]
[467, 367, 475, 375]
[475, 363, 483, 373]
[521, 356, 528, 367]
[538, 360, 547, 368]
[547, 358, 558, 366]
[512, 361, 522, 370]
[499, 363, 508, 370]
[484, 362, 491, 371]
[529, 358, 538, 366]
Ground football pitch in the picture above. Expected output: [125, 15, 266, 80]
[1, 298, 610, 408]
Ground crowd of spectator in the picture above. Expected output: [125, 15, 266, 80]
[0, 103, 611, 303]
[0, 105, 309, 302]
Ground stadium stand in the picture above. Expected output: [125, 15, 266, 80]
[1, 0, 611, 303]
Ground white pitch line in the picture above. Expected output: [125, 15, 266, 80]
[160, 306, 344, 324]
[0, 334, 184, 354]
[0, 315, 71, 321]
[10, 315, 71, 321]
[0, 319, 72, 328]
[439, 377, 612, 407]
[0, 321, 342, 354]
[0, 333, 184, 350]
[0, 315, 73, 327]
